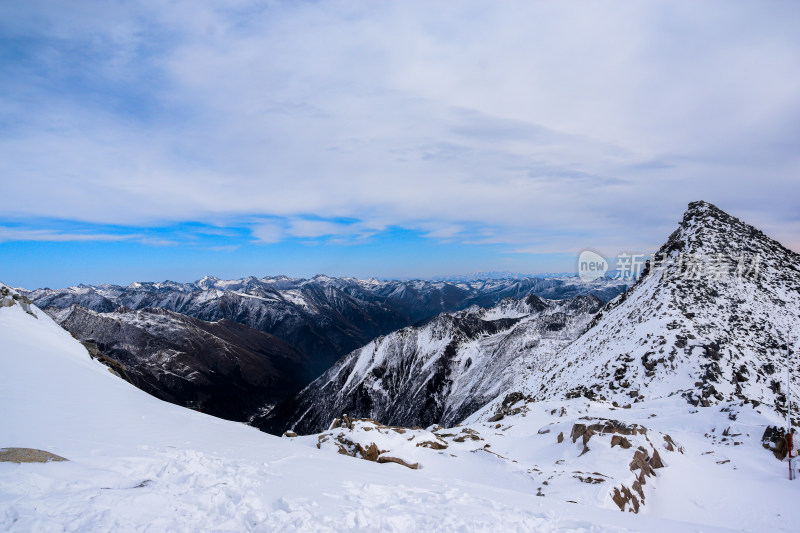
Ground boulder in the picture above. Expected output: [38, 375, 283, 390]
[416, 440, 448, 450]
[610, 435, 632, 449]
[377, 456, 419, 469]
[0, 448, 67, 463]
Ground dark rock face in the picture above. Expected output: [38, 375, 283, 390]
[762, 426, 792, 460]
[26, 275, 629, 379]
[255, 295, 603, 435]
[51, 306, 311, 422]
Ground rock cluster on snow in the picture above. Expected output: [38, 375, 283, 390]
[0, 284, 36, 317]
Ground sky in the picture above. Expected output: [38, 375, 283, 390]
[1, 1, 799, 288]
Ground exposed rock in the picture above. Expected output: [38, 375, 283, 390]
[377, 456, 419, 469]
[762, 426, 791, 460]
[416, 440, 448, 450]
[453, 428, 483, 443]
[358, 443, 381, 462]
[571, 419, 646, 445]
[650, 449, 665, 469]
[0, 448, 67, 463]
[574, 475, 604, 484]
[0, 285, 37, 317]
[612, 485, 640, 513]
[629, 450, 656, 477]
[611, 435, 632, 449]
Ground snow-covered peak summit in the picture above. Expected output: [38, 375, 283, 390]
[657, 200, 793, 263]
[505, 201, 800, 415]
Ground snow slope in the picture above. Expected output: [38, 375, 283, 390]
[304, 395, 800, 531]
[0, 283, 716, 532]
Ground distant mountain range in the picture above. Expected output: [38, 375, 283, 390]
[429, 271, 574, 282]
[23, 273, 629, 424]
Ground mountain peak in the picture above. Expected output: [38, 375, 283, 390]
[657, 200, 793, 261]
[680, 200, 743, 233]
[509, 200, 800, 412]
[685, 199, 721, 215]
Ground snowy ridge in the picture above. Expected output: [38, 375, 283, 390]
[256, 294, 603, 435]
[487, 201, 800, 414]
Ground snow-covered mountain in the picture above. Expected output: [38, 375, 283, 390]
[488, 201, 800, 414]
[25, 275, 629, 378]
[49, 305, 310, 421]
[3, 198, 800, 531]
[20, 274, 627, 429]
[2, 282, 628, 531]
[256, 294, 603, 435]
[6, 280, 778, 532]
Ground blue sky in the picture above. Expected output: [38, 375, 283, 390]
[1, 1, 799, 288]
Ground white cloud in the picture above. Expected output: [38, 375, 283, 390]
[0, 228, 140, 244]
[1, 1, 799, 252]
[286, 220, 348, 239]
[251, 222, 284, 244]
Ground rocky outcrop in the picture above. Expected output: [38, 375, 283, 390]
[316, 417, 430, 469]
[762, 425, 793, 460]
[0, 284, 36, 317]
[544, 417, 680, 513]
